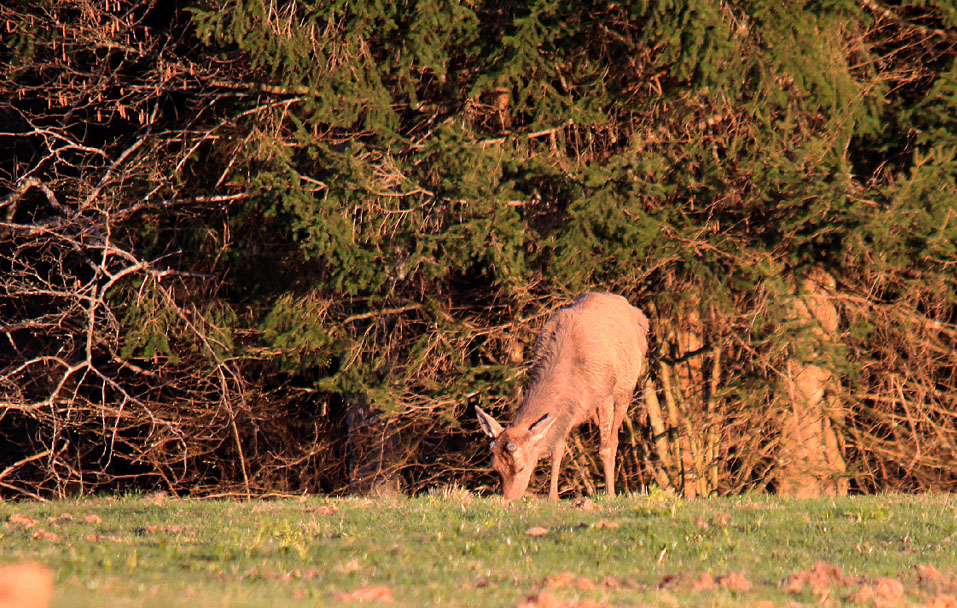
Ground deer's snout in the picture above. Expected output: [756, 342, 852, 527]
[500, 464, 534, 500]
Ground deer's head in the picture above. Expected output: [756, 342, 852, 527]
[475, 407, 556, 499]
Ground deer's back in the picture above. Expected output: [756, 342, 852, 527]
[519, 293, 648, 429]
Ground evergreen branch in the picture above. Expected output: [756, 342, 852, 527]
[207, 79, 313, 97]
[479, 120, 575, 147]
[856, 0, 957, 42]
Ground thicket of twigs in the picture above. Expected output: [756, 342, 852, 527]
[1, 0, 954, 498]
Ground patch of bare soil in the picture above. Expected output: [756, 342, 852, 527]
[784, 562, 957, 607]
[0, 562, 54, 608]
[519, 571, 648, 608]
[523, 561, 955, 607]
[911, 565, 957, 608]
[6, 513, 68, 543]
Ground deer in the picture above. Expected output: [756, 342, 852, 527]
[475, 292, 649, 500]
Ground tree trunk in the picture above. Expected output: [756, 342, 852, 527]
[344, 395, 402, 497]
[776, 271, 848, 497]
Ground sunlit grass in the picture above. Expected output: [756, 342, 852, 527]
[1, 492, 954, 607]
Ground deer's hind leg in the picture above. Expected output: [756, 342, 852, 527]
[597, 389, 634, 497]
[596, 396, 621, 497]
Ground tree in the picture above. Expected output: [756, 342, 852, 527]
[2, 0, 954, 497]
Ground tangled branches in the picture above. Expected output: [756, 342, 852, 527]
[0, 0, 262, 497]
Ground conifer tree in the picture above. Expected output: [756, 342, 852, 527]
[1, 0, 954, 496]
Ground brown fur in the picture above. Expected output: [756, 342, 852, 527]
[476, 292, 649, 499]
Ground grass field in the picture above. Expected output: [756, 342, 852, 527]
[1, 490, 955, 607]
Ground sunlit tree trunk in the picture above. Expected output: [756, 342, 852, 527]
[776, 271, 848, 497]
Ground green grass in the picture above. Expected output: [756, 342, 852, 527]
[1, 491, 955, 607]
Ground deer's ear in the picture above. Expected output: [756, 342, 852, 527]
[475, 406, 504, 439]
[527, 414, 557, 444]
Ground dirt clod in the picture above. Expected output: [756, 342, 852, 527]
[461, 575, 491, 590]
[515, 591, 560, 608]
[926, 594, 957, 608]
[338, 585, 394, 603]
[849, 578, 905, 607]
[917, 566, 944, 583]
[517, 592, 607, 608]
[592, 520, 619, 530]
[335, 558, 361, 574]
[6, 514, 38, 530]
[571, 499, 598, 512]
[784, 561, 850, 597]
[143, 491, 168, 506]
[574, 577, 595, 591]
[874, 578, 905, 607]
[30, 530, 60, 542]
[692, 573, 715, 591]
[0, 562, 54, 608]
[545, 572, 576, 589]
[711, 513, 731, 527]
[144, 524, 192, 535]
[525, 526, 549, 537]
[717, 572, 751, 592]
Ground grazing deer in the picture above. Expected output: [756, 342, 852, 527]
[475, 292, 649, 500]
